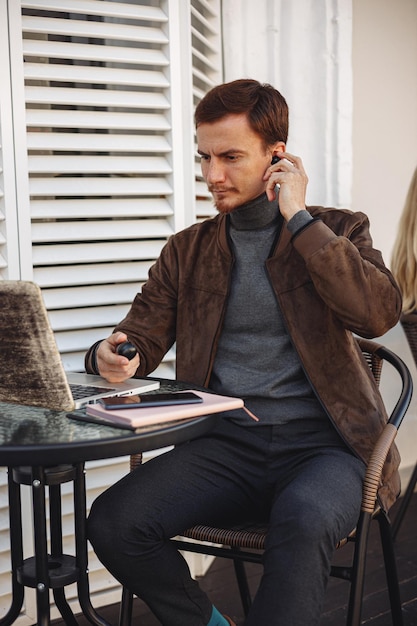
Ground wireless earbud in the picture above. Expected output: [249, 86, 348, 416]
[116, 341, 137, 360]
[271, 155, 281, 165]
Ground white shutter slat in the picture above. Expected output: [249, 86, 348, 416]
[30, 198, 173, 219]
[196, 199, 216, 217]
[27, 132, 170, 153]
[32, 219, 174, 243]
[32, 240, 166, 265]
[29, 177, 172, 197]
[26, 109, 171, 132]
[56, 329, 180, 356]
[191, 0, 216, 15]
[192, 84, 207, 101]
[191, 6, 218, 36]
[29, 156, 172, 175]
[34, 261, 153, 288]
[24, 63, 169, 88]
[191, 26, 218, 56]
[23, 39, 168, 68]
[195, 179, 211, 198]
[42, 283, 143, 309]
[25, 87, 170, 110]
[22, 16, 169, 45]
[192, 47, 219, 74]
[56, 326, 127, 352]
[49, 305, 131, 331]
[193, 66, 218, 90]
[22, 1, 168, 23]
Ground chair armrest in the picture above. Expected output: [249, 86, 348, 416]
[361, 423, 397, 514]
[359, 342, 412, 514]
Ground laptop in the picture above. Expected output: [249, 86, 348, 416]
[0, 281, 159, 411]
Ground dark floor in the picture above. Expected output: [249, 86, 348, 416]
[55, 493, 417, 626]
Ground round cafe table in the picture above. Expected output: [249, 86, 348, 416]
[0, 378, 217, 626]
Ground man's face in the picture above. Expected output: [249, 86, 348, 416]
[197, 113, 276, 214]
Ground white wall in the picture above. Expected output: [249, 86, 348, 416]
[352, 0, 417, 265]
[222, 0, 353, 208]
[352, 0, 417, 484]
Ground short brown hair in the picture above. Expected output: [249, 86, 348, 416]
[195, 78, 289, 146]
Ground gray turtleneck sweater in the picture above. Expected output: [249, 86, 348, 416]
[209, 194, 326, 426]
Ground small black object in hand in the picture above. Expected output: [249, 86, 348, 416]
[116, 341, 137, 360]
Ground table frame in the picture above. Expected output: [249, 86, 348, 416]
[0, 387, 217, 626]
[4, 463, 109, 626]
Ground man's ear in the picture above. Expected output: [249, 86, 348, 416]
[270, 142, 286, 163]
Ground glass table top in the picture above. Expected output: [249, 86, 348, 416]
[0, 380, 216, 466]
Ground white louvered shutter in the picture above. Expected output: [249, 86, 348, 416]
[4, 0, 222, 376]
[191, 0, 222, 221]
[0, 1, 223, 621]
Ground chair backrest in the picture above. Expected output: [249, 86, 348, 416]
[357, 338, 383, 387]
[400, 312, 417, 366]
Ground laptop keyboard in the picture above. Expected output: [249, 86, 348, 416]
[70, 383, 115, 400]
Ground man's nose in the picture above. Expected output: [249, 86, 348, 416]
[206, 159, 226, 184]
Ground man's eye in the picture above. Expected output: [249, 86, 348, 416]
[199, 155, 209, 161]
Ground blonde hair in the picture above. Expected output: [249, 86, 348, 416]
[391, 167, 417, 313]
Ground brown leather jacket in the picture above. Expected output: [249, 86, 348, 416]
[85, 205, 402, 510]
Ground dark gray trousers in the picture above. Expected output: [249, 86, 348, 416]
[88, 417, 365, 626]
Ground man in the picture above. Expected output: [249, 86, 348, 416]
[86, 79, 401, 626]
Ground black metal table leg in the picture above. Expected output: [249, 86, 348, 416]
[5, 464, 106, 626]
[0, 470, 25, 626]
[49, 479, 79, 625]
[31, 465, 53, 626]
[74, 463, 112, 626]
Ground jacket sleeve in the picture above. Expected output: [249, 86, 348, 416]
[291, 210, 402, 338]
[85, 237, 180, 377]
[117, 238, 181, 376]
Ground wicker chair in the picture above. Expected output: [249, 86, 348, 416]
[390, 312, 417, 540]
[119, 338, 412, 626]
